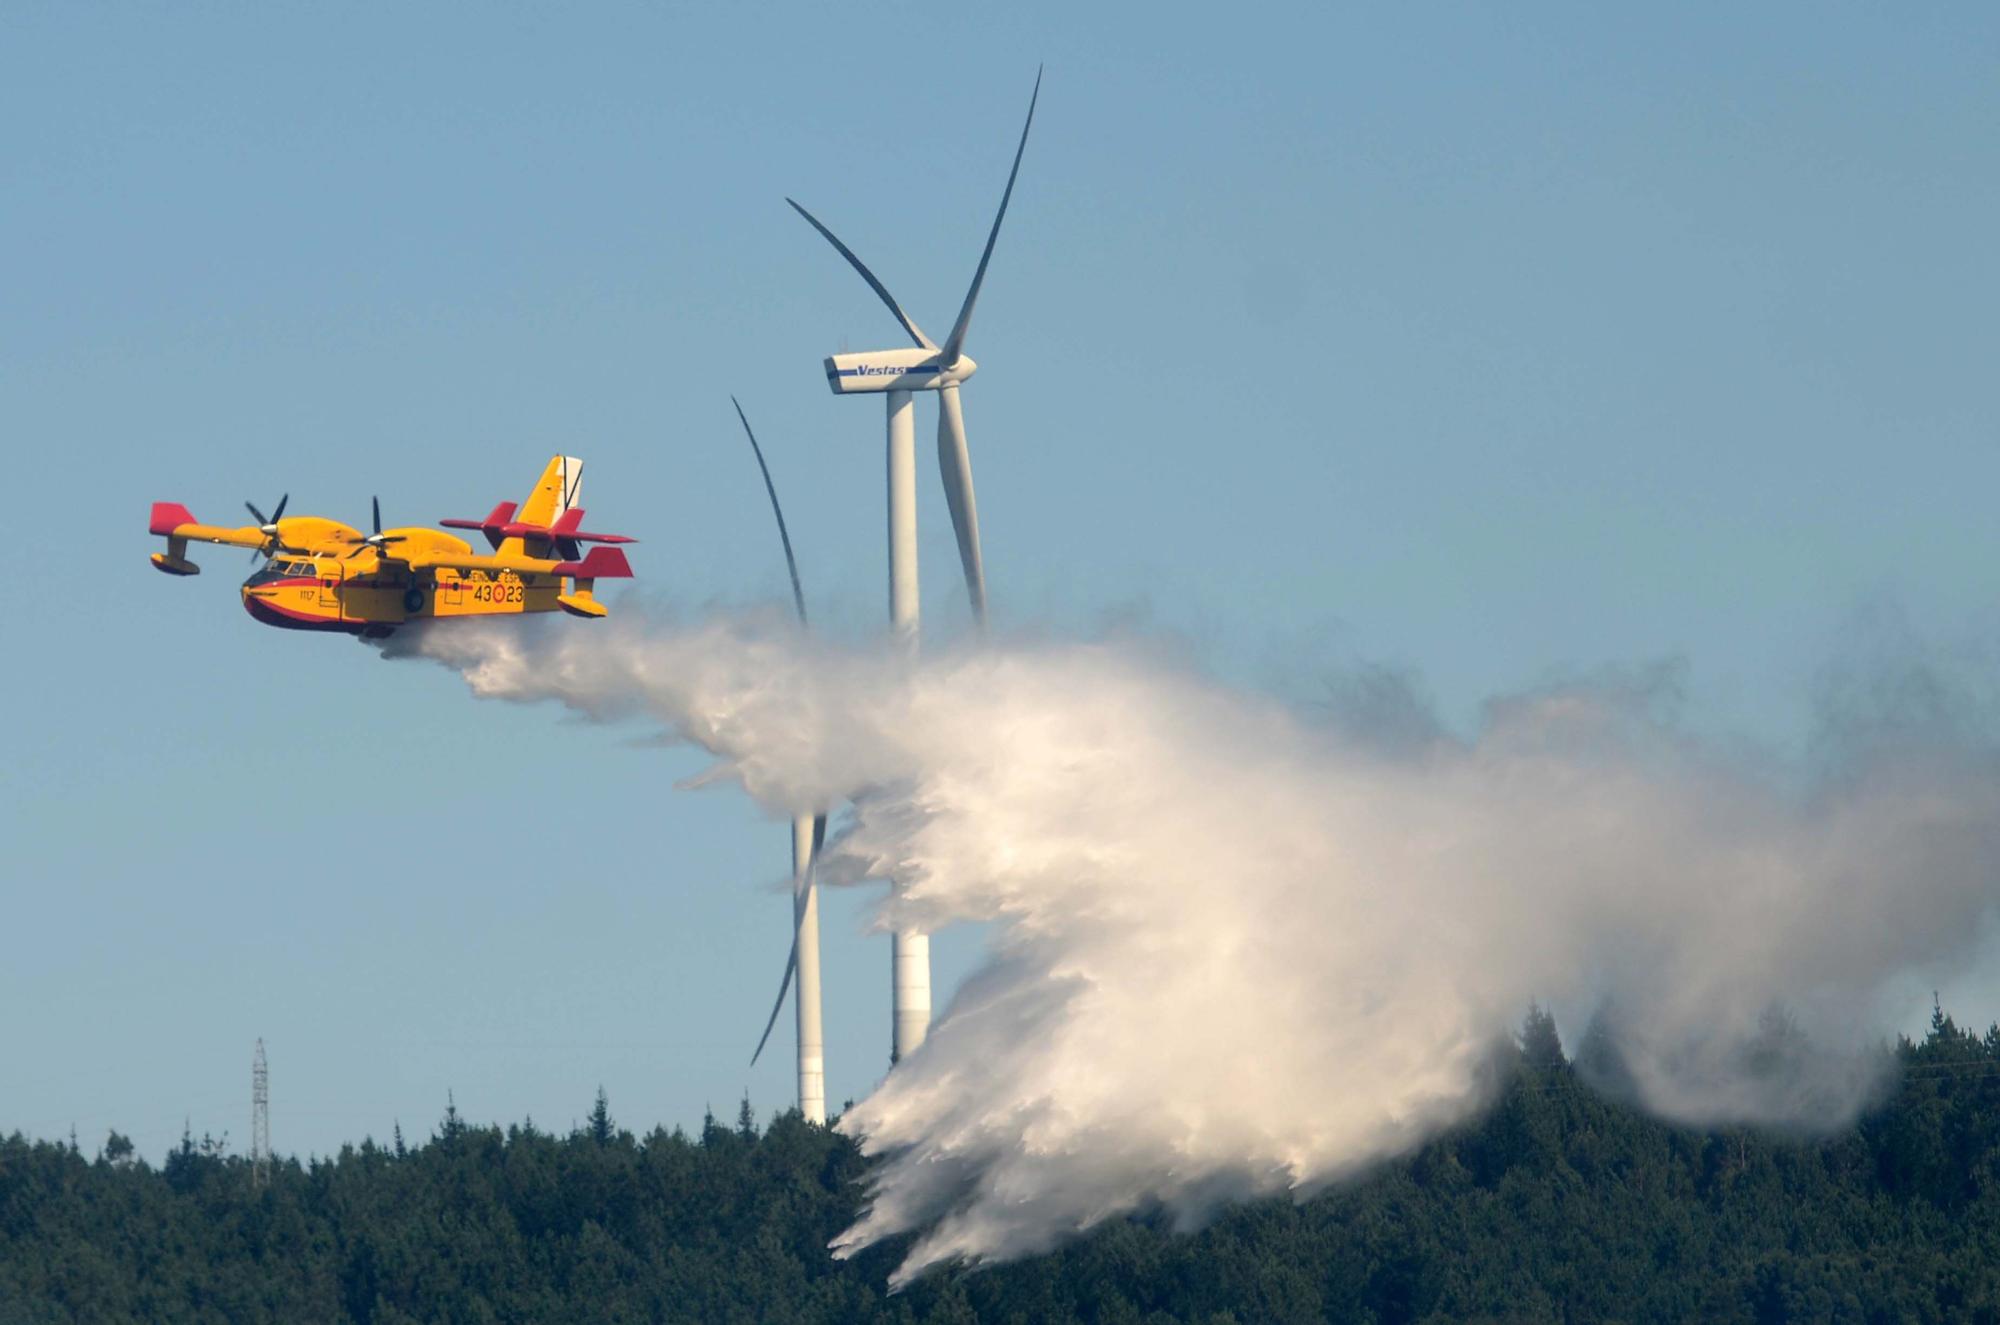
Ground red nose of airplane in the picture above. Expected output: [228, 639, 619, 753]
[241, 586, 289, 628]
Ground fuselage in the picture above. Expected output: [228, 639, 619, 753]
[239, 539, 561, 636]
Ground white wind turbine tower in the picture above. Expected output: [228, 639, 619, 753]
[789, 68, 1040, 1065]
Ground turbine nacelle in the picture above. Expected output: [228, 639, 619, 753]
[823, 348, 977, 395]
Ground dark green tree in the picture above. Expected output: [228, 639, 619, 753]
[1519, 1003, 1566, 1071]
[6, 1006, 2000, 1322]
[587, 1087, 615, 1146]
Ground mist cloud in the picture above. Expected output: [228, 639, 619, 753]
[377, 607, 2000, 1284]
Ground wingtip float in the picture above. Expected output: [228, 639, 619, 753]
[148, 455, 636, 638]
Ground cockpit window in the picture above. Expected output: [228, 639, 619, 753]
[243, 558, 317, 587]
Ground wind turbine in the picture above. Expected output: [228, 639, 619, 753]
[735, 398, 828, 1126]
[788, 68, 1040, 1064]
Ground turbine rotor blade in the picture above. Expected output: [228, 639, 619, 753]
[941, 66, 1042, 366]
[733, 400, 827, 1071]
[750, 812, 828, 1066]
[786, 199, 936, 352]
[750, 927, 801, 1067]
[936, 386, 988, 625]
[731, 396, 808, 626]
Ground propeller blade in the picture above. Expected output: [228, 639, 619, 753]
[935, 385, 988, 624]
[731, 397, 808, 626]
[941, 66, 1042, 366]
[371, 496, 382, 537]
[246, 494, 288, 560]
[786, 199, 936, 352]
[750, 812, 828, 1067]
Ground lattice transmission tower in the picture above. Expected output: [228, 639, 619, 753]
[251, 1038, 271, 1188]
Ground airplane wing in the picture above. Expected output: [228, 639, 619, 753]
[149, 501, 274, 575]
[149, 503, 267, 551]
[385, 545, 635, 582]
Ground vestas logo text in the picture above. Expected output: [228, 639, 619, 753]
[832, 364, 936, 378]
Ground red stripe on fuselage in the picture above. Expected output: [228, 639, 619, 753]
[242, 589, 365, 634]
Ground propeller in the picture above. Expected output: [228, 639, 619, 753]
[929, 68, 1039, 625]
[733, 398, 830, 1067]
[344, 495, 409, 559]
[243, 494, 289, 562]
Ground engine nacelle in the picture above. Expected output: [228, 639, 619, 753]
[823, 348, 975, 395]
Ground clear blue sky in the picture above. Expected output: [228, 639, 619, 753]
[4, 3, 1997, 1160]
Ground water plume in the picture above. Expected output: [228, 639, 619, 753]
[376, 606, 2000, 1285]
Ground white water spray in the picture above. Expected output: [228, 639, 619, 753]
[378, 607, 2000, 1285]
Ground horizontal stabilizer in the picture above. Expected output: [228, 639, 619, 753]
[439, 501, 518, 533]
[445, 503, 634, 547]
[498, 507, 637, 545]
[543, 508, 636, 545]
[440, 502, 519, 551]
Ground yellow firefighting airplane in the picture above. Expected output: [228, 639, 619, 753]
[148, 455, 634, 637]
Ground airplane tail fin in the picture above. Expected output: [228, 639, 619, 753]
[518, 456, 583, 528]
[500, 456, 583, 558]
